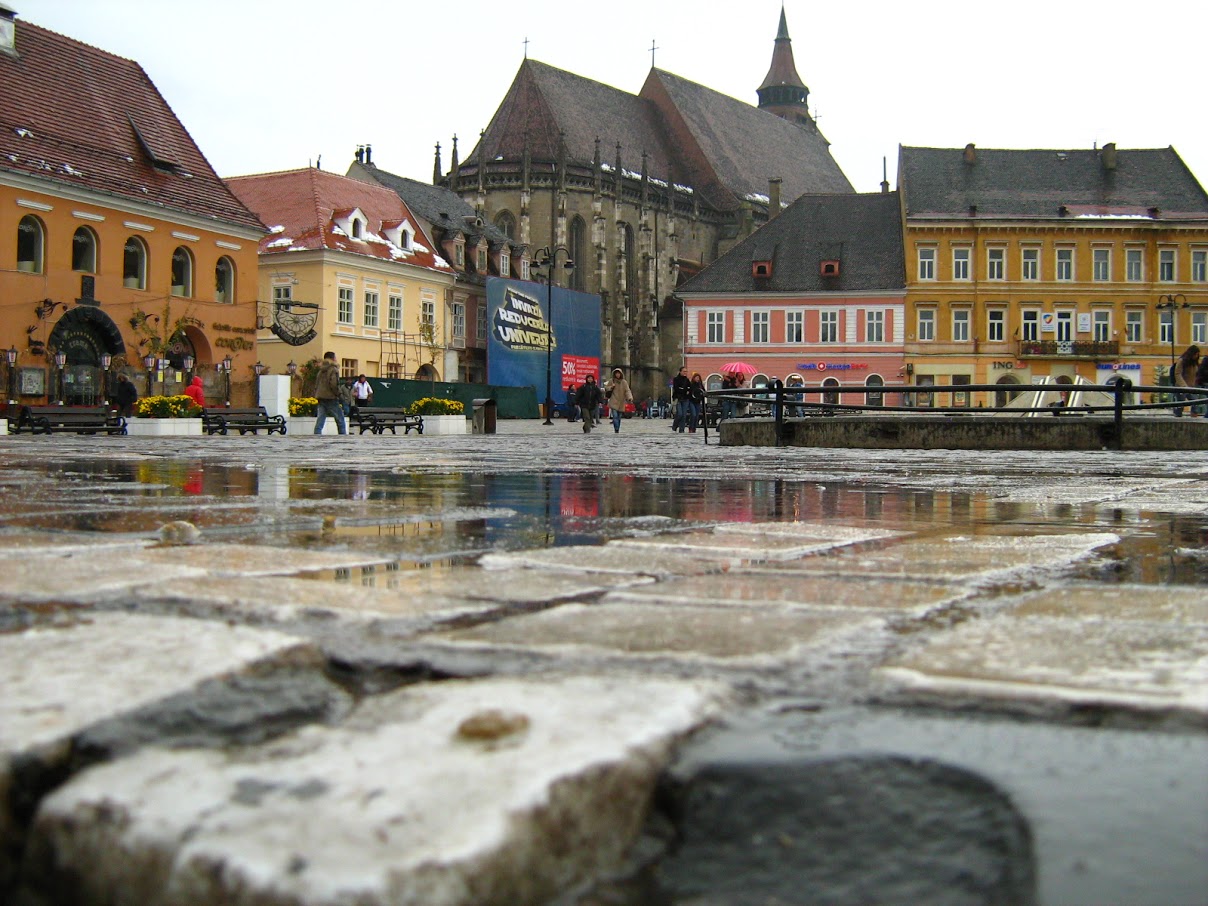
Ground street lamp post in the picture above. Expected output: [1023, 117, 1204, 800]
[53, 350, 67, 404]
[142, 353, 156, 399]
[1156, 293, 1189, 393]
[7, 345, 18, 405]
[221, 355, 233, 406]
[253, 361, 267, 406]
[100, 353, 112, 405]
[532, 246, 574, 426]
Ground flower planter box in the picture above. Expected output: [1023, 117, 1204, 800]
[421, 414, 468, 435]
[126, 417, 203, 436]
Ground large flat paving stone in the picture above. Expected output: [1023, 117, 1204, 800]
[435, 601, 883, 665]
[0, 613, 328, 893]
[25, 676, 725, 906]
[0, 549, 203, 604]
[480, 544, 723, 578]
[878, 584, 1208, 719]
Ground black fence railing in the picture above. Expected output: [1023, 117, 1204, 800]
[701, 381, 1208, 447]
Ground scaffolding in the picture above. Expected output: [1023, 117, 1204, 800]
[379, 330, 422, 379]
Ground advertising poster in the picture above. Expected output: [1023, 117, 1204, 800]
[487, 278, 601, 396]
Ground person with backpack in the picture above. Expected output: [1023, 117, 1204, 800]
[313, 351, 347, 434]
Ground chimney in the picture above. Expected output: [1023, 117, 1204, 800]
[365, 144, 372, 165]
[0, 4, 16, 55]
[963, 143, 977, 166]
[355, 145, 364, 164]
[768, 178, 782, 218]
[1102, 142, 1117, 171]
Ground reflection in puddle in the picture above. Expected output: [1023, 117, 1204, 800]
[0, 457, 1204, 584]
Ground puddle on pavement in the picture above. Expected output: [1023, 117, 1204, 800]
[0, 458, 1205, 585]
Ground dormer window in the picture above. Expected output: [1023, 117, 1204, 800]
[455, 243, 465, 267]
[751, 260, 772, 279]
[351, 218, 363, 239]
[500, 252, 511, 277]
[477, 246, 488, 273]
[820, 259, 840, 278]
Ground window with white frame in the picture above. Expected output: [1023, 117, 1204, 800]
[1126, 310, 1143, 343]
[1055, 310, 1073, 343]
[1193, 250, 1207, 282]
[1021, 247, 1040, 281]
[706, 311, 725, 343]
[952, 309, 970, 342]
[387, 294, 402, 331]
[1056, 247, 1074, 281]
[987, 309, 1005, 342]
[363, 291, 379, 328]
[1021, 309, 1040, 341]
[1093, 248, 1111, 281]
[1092, 309, 1111, 342]
[477, 247, 487, 273]
[1193, 311, 1207, 344]
[17, 215, 45, 274]
[170, 246, 193, 297]
[751, 311, 769, 343]
[72, 226, 97, 273]
[986, 248, 1005, 281]
[917, 308, 935, 341]
[452, 301, 466, 340]
[521, 258, 530, 280]
[1160, 310, 1173, 344]
[1126, 248, 1143, 281]
[1159, 248, 1176, 282]
[421, 296, 435, 329]
[500, 253, 510, 277]
[337, 286, 354, 324]
[820, 310, 838, 343]
[785, 310, 804, 343]
[272, 283, 292, 306]
[917, 247, 936, 281]
[865, 310, 884, 342]
[952, 247, 971, 281]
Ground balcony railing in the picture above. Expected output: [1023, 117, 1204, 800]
[1016, 340, 1119, 359]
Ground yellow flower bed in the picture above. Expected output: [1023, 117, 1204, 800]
[408, 397, 465, 416]
[135, 395, 202, 418]
[289, 397, 318, 417]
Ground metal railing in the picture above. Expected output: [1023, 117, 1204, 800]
[701, 381, 1208, 447]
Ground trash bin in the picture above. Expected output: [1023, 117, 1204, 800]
[472, 398, 497, 434]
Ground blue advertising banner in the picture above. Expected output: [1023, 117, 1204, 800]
[486, 278, 602, 398]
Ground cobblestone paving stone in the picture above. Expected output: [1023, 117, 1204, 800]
[1, 422, 1206, 904]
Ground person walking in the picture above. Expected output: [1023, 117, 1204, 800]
[313, 351, 347, 434]
[604, 368, 634, 433]
[114, 373, 138, 418]
[671, 366, 691, 432]
[182, 375, 205, 408]
[688, 372, 707, 433]
[1172, 345, 1200, 417]
[575, 375, 602, 433]
[565, 383, 579, 422]
[1195, 353, 1208, 417]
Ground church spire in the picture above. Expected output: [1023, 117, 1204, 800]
[757, 5, 812, 128]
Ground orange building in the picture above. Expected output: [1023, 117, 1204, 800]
[0, 9, 264, 408]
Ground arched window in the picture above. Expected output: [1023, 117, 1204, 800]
[123, 237, 147, 289]
[994, 374, 1023, 409]
[351, 219, 363, 239]
[495, 211, 516, 240]
[17, 215, 44, 273]
[569, 216, 586, 291]
[865, 374, 884, 407]
[171, 247, 193, 297]
[72, 226, 98, 273]
[215, 256, 235, 304]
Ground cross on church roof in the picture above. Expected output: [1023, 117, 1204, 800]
[649, 39, 658, 68]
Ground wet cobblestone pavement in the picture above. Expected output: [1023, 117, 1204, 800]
[2, 420, 1206, 905]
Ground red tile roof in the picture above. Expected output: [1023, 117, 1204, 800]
[0, 18, 264, 232]
[226, 168, 454, 273]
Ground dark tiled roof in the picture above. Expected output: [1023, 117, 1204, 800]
[678, 192, 905, 294]
[226, 168, 452, 273]
[0, 19, 264, 232]
[350, 161, 514, 248]
[900, 146, 1208, 220]
[644, 69, 851, 208]
[465, 58, 851, 212]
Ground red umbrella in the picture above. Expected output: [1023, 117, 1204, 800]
[721, 362, 757, 377]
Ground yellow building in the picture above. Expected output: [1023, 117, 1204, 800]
[1, 10, 264, 407]
[227, 168, 456, 390]
[899, 144, 1208, 407]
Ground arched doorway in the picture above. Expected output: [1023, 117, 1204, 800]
[47, 307, 126, 405]
[865, 374, 885, 407]
[822, 377, 840, 407]
[415, 364, 439, 382]
[994, 374, 1023, 408]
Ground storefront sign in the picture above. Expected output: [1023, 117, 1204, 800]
[991, 361, 1014, 370]
[1096, 363, 1141, 371]
[795, 362, 869, 372]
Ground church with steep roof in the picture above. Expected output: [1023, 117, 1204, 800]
[435, 8, 852, 395]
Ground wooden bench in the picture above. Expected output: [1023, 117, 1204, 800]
[202, 406, 286, 435]
[14, 405, 127, 435]
[351, 407, 423, 435]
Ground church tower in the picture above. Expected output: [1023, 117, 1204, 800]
[757, 6, 813, 128]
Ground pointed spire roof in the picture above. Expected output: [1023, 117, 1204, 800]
[759, 6, 807, 94]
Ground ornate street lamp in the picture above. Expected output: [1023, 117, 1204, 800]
[6, 345, 18, 404]
[253, 361, 268, 406]
[286, 360, 298, 376]
[221, 355, 233, 406]
[53, 349, 67, 404]
[531, 246, 574, 425]
[1156, 293, 1189, 393]
[100, 352, 112, 405]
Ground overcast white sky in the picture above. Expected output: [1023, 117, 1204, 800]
[15, 0, 1208, 196]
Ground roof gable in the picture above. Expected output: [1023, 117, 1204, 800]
[679, 192, 905, 294]
[0, 19, 263, 231]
